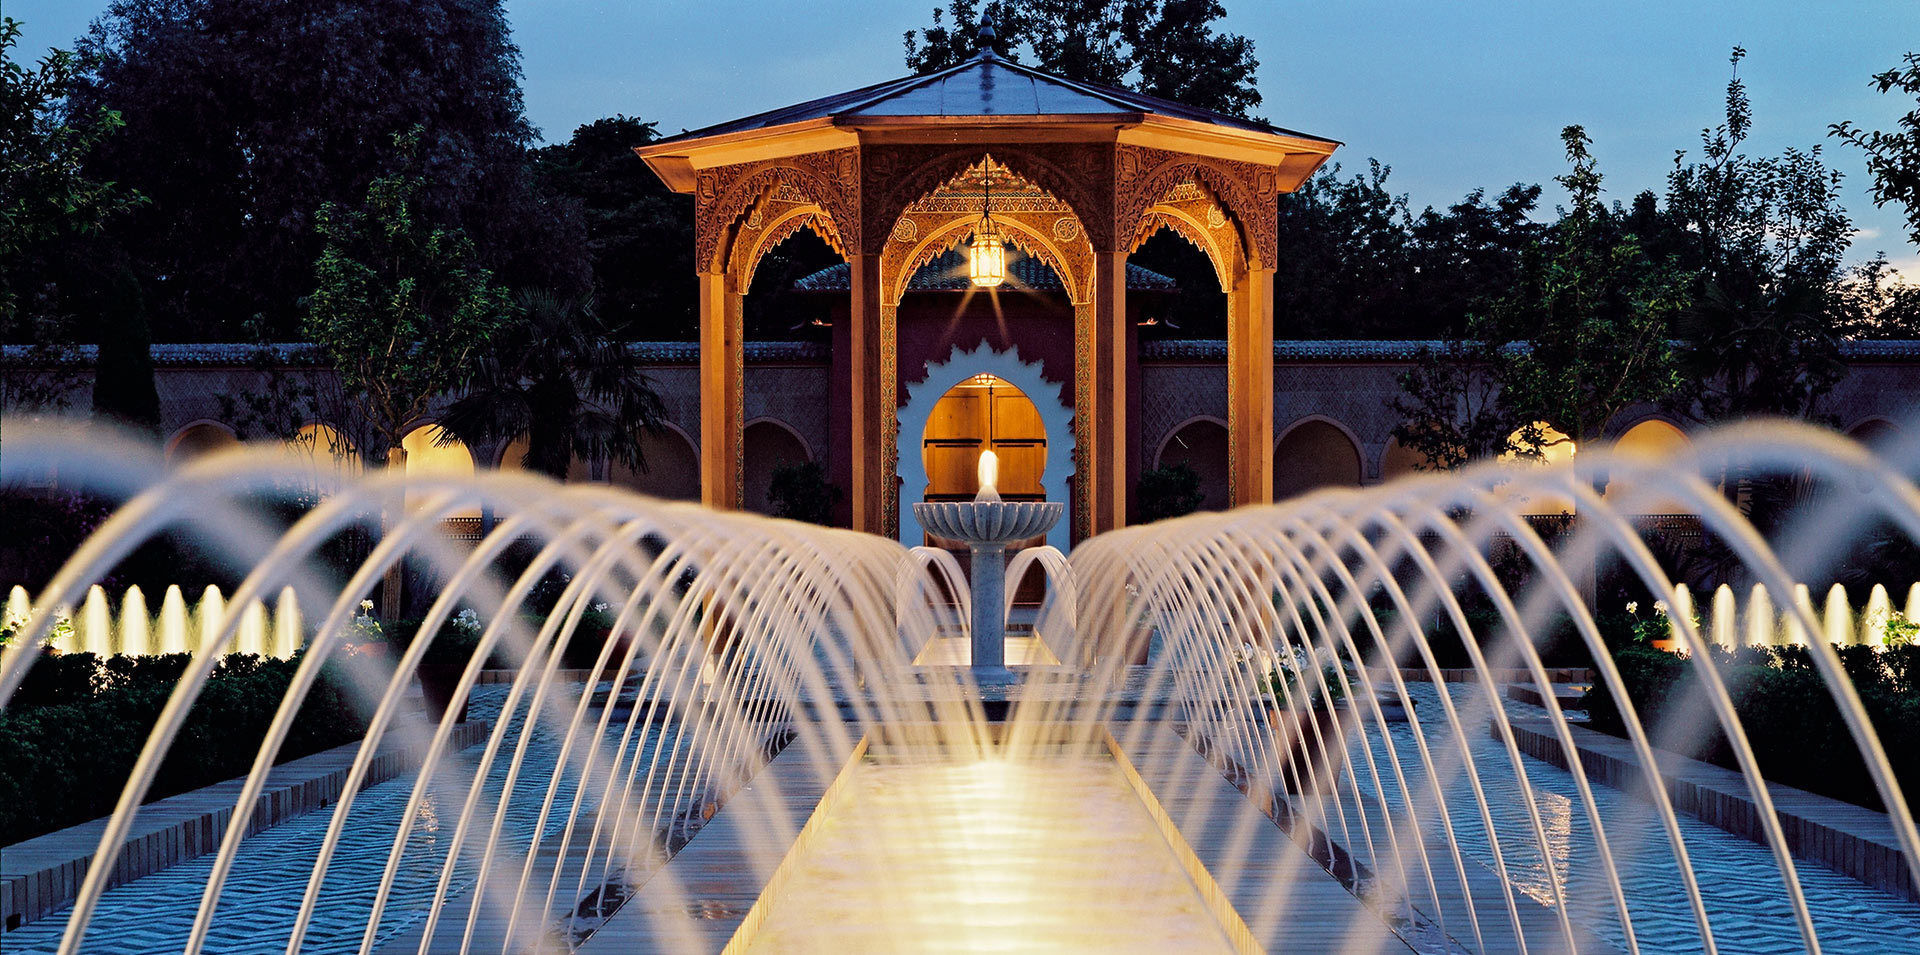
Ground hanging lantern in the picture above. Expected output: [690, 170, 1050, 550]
[968, 162, 1006, 288]
[968, 218, 1006, 288]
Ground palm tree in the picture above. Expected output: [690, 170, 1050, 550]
[438, 290, 666, 480]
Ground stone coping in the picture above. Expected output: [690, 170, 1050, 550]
[0, 720, 489, 933]
[1364, 667, 1593, 684]
[1506, 719, 1916, 902]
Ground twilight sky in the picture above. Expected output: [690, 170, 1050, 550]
[12, 0, 1920, 270]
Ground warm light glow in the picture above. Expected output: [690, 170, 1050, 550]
[968, 221, 1006, 288]
[977, 448, 999, 495]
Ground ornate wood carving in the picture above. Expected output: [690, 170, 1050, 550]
[862, 144, 1116, 255]
[1115, 144, 1280, 268]
[695, 149, 860, 273]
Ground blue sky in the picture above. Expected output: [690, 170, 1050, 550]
[12, 0, 1920, 270]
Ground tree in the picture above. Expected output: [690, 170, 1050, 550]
[1497, 126, 1685, 453]
[1833, 51, 1920, 249]
[67, 0, 564, 341]
[532, 116, 694, 338]
[1389, 336, 1514, 471]
[0, 18, 142, 413]
[436, 289, 666, 481]
[1669, 48, 1854, 422]
[1392, 127, 1684, 468]
[905, 0, 1262, 118]
[304, 128, 510, 471]
[1136, 462, 1204, 522]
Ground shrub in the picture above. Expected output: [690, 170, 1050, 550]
[769, 461, 841, 525]
[1136, 463, 1204, 522]
[0, 651, 369, 845]
[1583, 642, 1919, 813]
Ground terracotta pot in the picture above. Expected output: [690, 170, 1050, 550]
[417, 663, 471, 723]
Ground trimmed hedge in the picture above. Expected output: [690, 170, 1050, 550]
[1583, 642, 1920, 812]
[0, 652, 369, 845]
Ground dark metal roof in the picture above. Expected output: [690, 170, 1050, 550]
[656, 50, 1336, 146]
[791, 249, 1175, 293]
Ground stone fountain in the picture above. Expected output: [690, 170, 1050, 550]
[913, 451, 1062, 685]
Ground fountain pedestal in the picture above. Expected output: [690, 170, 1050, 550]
[913, 496, 1062, 685]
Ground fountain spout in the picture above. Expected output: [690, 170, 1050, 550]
[913, 450, 1061, 684]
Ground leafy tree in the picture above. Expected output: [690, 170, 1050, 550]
[1497, 126, 1685, 453]
[1668, 48, 1854, 422]
[1389, 336, 1513, 471]
[304, 129, 510, 470]
[1392, 127, 1684, 467]
[436, 289, 666, 481]
[1270, 160, 1415, 338]
[532, 116, 694, 338]
[67, 0, 568, 341]
[0, 18, 142, 413]
[905, 0, 1262, 118]
[1833, 51, 1920, 249]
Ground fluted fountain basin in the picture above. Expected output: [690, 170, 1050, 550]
[914, 500, 1063, 544]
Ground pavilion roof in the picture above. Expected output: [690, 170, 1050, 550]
[660, 50, 1336, 145]
[656, 51, 1335, 147]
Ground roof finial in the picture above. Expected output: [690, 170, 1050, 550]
[976, 12, 997, 54]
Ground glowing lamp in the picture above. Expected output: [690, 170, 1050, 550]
[968, 220, 1006, 288]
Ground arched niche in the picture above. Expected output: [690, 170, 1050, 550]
[921, 373, 1047, 500]
[1274, 417, 1363, 499]
[497, 434, 593, 482]
[743, 418, 812, 516]
[1380, 436, 1432, 480]
[287, 422, 358, 478]
[1607, 418, 1693, 512]
[898, 342, 1074, 553]
[609, 425, 701, 501]
[1499, 422, 1576, 516]
[1155, 417, 1230, 512]
[401, 424, 478, 519]
[165, 421, 238, 466]
[1847, 417, 1900, 448]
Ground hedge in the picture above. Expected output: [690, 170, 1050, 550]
[1583, 642, 1920, 812]
[0, 652, 369, 845]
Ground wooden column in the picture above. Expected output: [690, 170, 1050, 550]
[1090, 250, 1130, 535]
[1228, 266, 1276, 507]
[698, 270, 743, 510]
[846, 253, 886, 534]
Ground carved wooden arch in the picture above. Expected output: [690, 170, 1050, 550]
[1131, 204, 1241, 293]
[728, 205, 840, 294]
[1116, 145, 1280, 270]
[862, 144, 1114, 254]
[885, 212, 1091, 305]
[694, 149, 859, 274]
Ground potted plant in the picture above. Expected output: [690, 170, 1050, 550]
[416, 609, 483, 723]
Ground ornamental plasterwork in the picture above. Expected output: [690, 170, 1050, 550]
[890, 217, 918, 244]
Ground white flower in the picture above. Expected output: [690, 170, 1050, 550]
[593, 602, 609, 613]
[1652, 600, 1668, 615]
[1625, 601, 1639, 615]
[359, 599, 374, 613]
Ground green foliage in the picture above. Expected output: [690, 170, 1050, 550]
[0, 650, 369, 844]
[66, 0, 553, 341]
[436, 288, 665, 480]
[1668, 48, 1855, 423]
[1833, 51, 1920, 250]
[768, 461, 843, 526]
[0, 17, 142, 416]
[1136, 462, 1204, 522]
[1583, 641, 1920, 813]
[530, 116, 694, 338]
[1389, 337, 1512, 470]
[905, 0, 1262, 118]
[305, 127, 511, 462]
[1497, 126, 1686, 450]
